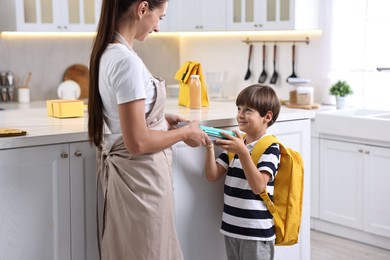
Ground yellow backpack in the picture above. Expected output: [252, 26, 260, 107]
[227, 135, 304, 246]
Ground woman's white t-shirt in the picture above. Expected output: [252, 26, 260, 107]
[99, 43, 156, 148]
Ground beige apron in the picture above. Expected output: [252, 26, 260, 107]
[96, 76, 183, 260]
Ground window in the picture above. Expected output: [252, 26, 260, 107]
[324, 0, 390, 109]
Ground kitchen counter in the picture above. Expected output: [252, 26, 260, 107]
[0, 99, 316, 150]
[0, 99, 316, 260]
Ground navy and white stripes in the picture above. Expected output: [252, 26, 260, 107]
[216, 140, 280, 241]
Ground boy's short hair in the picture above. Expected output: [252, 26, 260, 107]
[236, 84, 281, 127]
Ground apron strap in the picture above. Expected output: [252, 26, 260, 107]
[96, 144, 110, 259]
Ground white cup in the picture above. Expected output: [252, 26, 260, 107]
[18, 87, 30, 103]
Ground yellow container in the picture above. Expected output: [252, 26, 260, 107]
[46, 99, 84, 118]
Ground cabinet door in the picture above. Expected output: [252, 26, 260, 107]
[69, 142, 99, 260]
[14, 0, 63, 31]
[227, 0, 266, 30]
[174, 0, 226, 31]
[0, 144, 71, 260]
[10, 0, 100, 32]
[319, 139, 364, 229]
[263, 0, 294, 30]
[172, 142, 227, 260]
[268, 119, 310, 260]
[310, 134, 320, 219]
[59, 0, 102, 32]
[363, 145, 390, 238]
[226, 0, 318, 31]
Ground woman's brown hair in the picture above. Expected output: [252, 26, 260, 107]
[88, 0, 167, 146]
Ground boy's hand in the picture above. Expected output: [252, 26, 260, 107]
[204, 135, 214, 149]
[215, 130, 247, 156]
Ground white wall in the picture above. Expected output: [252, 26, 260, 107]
[178, 32, 325, 103]
[1, 32, 328, 104]
[0, 34, 179, 102]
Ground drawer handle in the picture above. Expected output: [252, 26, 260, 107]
[74, 151, 83, 157]
[60, 152, 68, 159]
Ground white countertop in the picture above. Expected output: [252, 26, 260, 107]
[0, 99, 318, 149]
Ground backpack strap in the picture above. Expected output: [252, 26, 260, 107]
[257, 136, 285, 238]
[228, 134, 278, 165]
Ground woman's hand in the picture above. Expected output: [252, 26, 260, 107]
[182, 120, 208, 147]
[165, 113, 187, 129]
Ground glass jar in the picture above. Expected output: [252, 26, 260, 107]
[296, 86, 314, 105]
[189, 75, 201, 109]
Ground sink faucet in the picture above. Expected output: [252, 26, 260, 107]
[377, 67, 390, 72]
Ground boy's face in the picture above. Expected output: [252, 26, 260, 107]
[236, 105, 271, 137]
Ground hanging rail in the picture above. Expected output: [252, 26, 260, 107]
[377, 67, 390, 72]
[242, 37, 310, 45]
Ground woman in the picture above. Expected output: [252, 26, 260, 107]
[88, 0, 207, 259]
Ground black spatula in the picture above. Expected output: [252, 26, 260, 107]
[270, 44, 278, 84]
[244, 44, 253, 80]
[286, 43, 298, 82]
[258, 44, 267, 83]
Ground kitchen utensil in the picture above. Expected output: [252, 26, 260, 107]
[244, 44, 253, 80]
[0, 72, 6, 86]
[63, 64, 89, 99]
[286, 43, 298, 82]
[57, 80, 81, 99]
[6, 71, 14, 86]
[258, 44, 267, 83]
[23, 72, 32, 87]
[270, 44, 279, 84]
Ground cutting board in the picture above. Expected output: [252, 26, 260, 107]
[0, 128, 27, 137]
[63, 64, 89, 99]
[283, 101, 320, 110]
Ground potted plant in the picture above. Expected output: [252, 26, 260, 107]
[329, 80, 353, 109]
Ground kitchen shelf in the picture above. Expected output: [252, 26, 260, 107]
[242, 37, 310, 45]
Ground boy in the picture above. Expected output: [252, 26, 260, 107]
[204, 84, 281, 260]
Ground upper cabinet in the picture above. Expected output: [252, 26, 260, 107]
[0, 0, 319, 33]
[168, 0, 226, 32]
[226, 0, 320, 31]
[0, 0, 102, 32]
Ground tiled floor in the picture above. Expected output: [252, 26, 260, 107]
[311, 230, 390, 260]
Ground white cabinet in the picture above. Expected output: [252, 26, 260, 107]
[226, 0, 319, 31]
[310, 120, 320, 219]
[172, 142, 227, 260]
[363, 144, 390, 238]
[268, 119, 311, 260]
[172, 118, 311, 260]
[319, 139, 390, 238]
[69, 142, 99, 260]
[319, 139, 364, 229]
[0, 0, 101, 32]
[0, 144, 71, 260]
[0, 141, 98, 260]
[169, 0, 226, 31]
